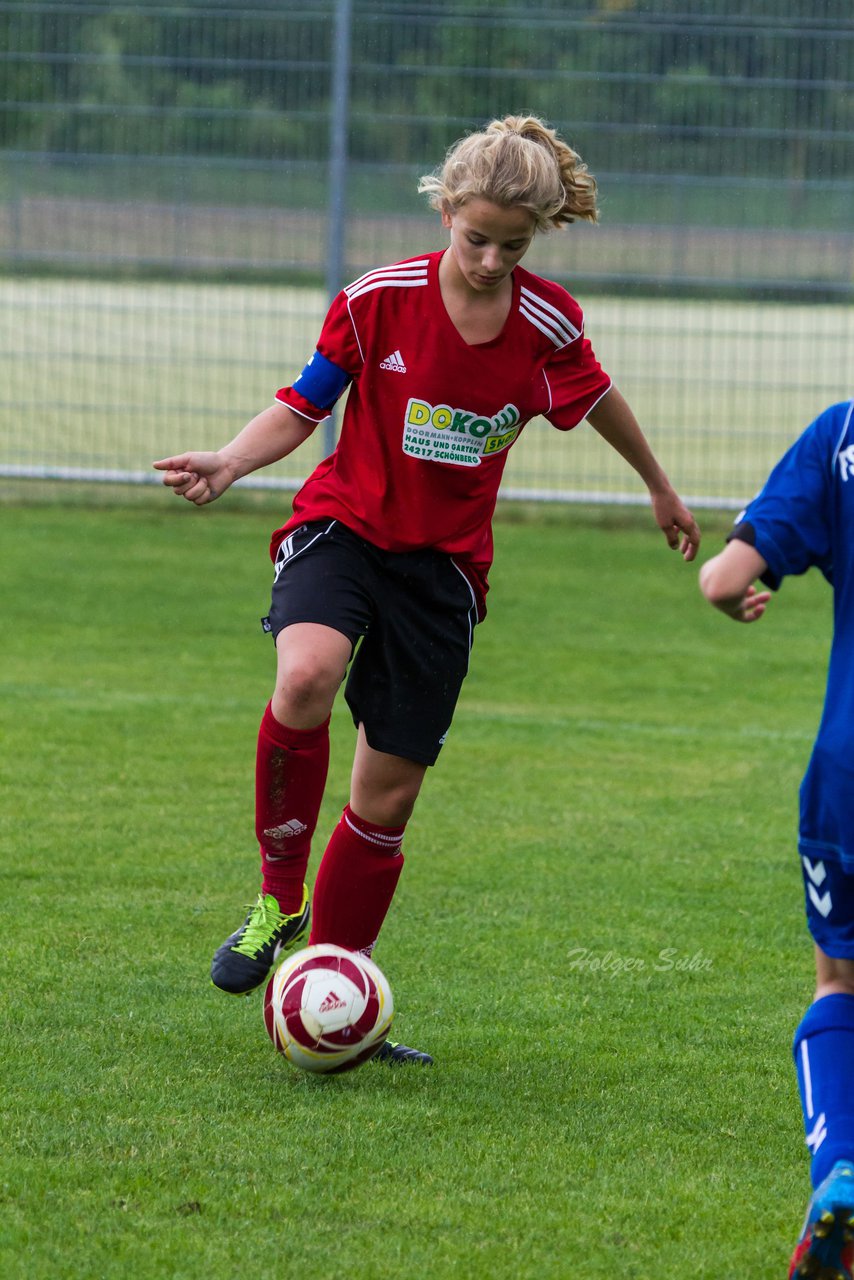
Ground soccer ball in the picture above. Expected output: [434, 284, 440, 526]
[263, 944, 394, 1074]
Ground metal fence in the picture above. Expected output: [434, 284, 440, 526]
[1, 0, 852, 506]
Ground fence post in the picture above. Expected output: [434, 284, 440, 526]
[323, 0, 353, 458]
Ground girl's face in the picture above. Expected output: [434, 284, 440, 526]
[441, 198, 536, 294]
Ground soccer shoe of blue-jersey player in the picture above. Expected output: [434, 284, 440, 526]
[789, 1160, 854, 1279]
[211, 888, 310, 994]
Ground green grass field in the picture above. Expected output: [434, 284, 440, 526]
[0, 491, 832, 1278]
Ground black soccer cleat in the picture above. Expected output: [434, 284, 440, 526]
[211, 887, 310, 995]
[373, 1038, 434, 1066]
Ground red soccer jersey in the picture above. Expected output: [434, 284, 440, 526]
[273, 250, 611, 615]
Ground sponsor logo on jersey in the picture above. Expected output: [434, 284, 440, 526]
[402, 398, 521, 467]
[380, 349, 407, 373]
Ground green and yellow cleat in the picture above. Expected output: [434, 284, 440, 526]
[211, 888, 310, 995]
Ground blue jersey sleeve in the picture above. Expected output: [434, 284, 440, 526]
[732, 412, 839, 589]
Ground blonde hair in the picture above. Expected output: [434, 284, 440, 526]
[417, 115, 598, 231]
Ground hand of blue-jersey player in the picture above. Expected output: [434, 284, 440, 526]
[699, 541, 772, 622]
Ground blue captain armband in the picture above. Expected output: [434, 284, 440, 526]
[291, 350, 351, 412]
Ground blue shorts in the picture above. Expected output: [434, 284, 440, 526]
[263, 519, 479, 766]
[801, 850, 854, 958]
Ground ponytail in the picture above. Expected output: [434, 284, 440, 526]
[418, 114, 598, 231]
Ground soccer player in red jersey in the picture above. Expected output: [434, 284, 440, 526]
[155, 116, 700, 1064]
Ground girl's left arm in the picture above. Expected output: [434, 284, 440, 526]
[586, 386, 701, 561]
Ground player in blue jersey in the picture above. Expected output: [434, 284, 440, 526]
[699, 400, 854, 1279]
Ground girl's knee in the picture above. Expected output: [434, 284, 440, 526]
[273, 655, 345, 726]
[355, 784, 420, 828]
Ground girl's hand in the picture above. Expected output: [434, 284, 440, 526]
[650, 489, 702, 562]
[152, 452, 235, 505]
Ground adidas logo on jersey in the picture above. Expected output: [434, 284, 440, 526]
[380, 349, 407, 373]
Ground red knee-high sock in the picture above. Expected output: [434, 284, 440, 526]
[309, 804, 405, 954]
[255, 702, 330, 912]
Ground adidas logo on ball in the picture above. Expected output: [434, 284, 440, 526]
[319, 989, 348, 1014]
[264, 944, 394, 1074]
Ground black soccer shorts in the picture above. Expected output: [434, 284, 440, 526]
[265, 519, 479, 765]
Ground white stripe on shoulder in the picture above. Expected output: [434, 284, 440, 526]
[519, 285, 582, 348]
[345, 261, 430, 301]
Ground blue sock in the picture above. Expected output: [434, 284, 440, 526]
[793, 993, 854, 1188]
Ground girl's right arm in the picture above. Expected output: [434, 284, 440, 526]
[153, 401, 317, 505]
